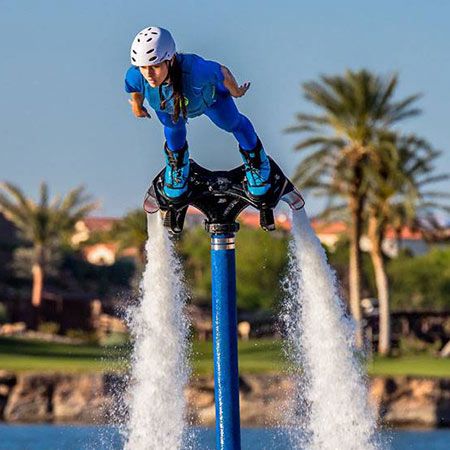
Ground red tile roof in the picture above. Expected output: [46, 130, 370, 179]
[82, 217, 118, 232]
[384, 227, 424, 240]
[311, 220, 347, 235]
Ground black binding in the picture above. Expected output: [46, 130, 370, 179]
[144, 157, 305, 234]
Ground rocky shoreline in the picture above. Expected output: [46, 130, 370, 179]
[0, 371, 449, 428]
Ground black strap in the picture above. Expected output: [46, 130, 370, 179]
[239, 137, 263, 168]
[164, 141, 189, 170]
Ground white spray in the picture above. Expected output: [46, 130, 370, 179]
[282, 209, 381, 450]
[125, 213, 191, 450]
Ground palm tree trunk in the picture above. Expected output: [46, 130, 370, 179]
[31, 263, 44, 307]
[368, 215, 391, 355]
[395, 226, 403, 252]
[31, 246, 45, 329]
[349, 195, 364, 350]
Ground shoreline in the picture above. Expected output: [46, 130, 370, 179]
[0, 371, 449, 429]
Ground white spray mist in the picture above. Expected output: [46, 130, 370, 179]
[281, 209, 381, 450]
[125, 213, 191, 450]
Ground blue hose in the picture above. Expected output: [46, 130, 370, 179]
[210, 233, 241, 450]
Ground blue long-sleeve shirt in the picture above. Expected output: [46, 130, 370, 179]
[124, 53, 226, 118]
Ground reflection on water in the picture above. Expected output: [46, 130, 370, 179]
[0, 425, 449, 450]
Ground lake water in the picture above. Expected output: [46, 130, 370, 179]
[0, 425, 448, 449]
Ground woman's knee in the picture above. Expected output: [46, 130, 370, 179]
[214, 110, 247, 133]
[221, 115, 241, 133]
[228, 113, 257, 138]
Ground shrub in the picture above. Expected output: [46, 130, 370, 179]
[37, 321, 60, 335]
[387, 247, 450, 311]
[0, 303, 9, 324]
[101, 332, 130, 347]
[178, 225, 289, 311]
[65, 328, 99, 344]
[398, 335, 441, 356]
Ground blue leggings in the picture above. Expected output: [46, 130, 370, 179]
[156, 92, 258, 152]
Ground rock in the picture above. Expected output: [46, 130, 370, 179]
[0, 371, 16, 386]
[0, 371, 17, 420]
[52, 374, 107, 422]
[185, 376, 215, 426]
[371, 376, 450, 428]
[186, 374, 296, 427]
[0, 372, 448, 428]
[185, 387, 214, 409]
[0, 385, 9, 397]
[440, 341, 450, 357]
[196, 403, 216, 425]
[436, 379, 450, 426]
[4, 374, 54, 422]
[368, 377, 387, 414]
[0, 322, 26, 336]
[2, 373, 120, 423]
[384, 396, 437, 426]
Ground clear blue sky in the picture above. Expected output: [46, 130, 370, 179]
[1, 0, 449, 217]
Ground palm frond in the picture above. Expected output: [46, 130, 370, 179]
[293, 136, 345, 151]
[0, 182, 35, 216]
[39, 182, 49, 209]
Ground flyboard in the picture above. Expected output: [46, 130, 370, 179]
[144, 157, 305, 233]
[143, 157, 304, 450]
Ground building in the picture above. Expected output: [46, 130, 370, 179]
[72, 217, 118, 266]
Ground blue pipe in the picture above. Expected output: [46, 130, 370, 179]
[210, 233, 241, 450]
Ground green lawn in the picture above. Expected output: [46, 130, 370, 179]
[193, 339, 285, 374]
[0, 337, 128, 372]
[367, 354, 450, 378]
[0, 336, 449, 378]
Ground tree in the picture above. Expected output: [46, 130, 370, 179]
[109, 209, 148, 264]
[0, 182, 97, 323]
[287, 69, 421, 348]
[387, 248, 450, 311]
[178, 225, 289, 311]
[364, 133, 449, 354]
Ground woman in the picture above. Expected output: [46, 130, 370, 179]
[125, 26, 271, 200]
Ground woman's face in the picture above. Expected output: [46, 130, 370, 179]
[139, 61, 169, 87]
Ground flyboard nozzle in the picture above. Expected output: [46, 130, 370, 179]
[143, 157, 305, 234]
[259, 207, 275, 231]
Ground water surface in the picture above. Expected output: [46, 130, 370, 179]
[0, 425, 449, 449]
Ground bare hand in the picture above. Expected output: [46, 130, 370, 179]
[128, 99, 150, 118]
[231, 82, 251, 98]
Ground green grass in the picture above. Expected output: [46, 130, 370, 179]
[367, 354, 450, 378]
[0, 336, 449, 378]
[193, 339, 286, 374]
[0, 337, 129, 372]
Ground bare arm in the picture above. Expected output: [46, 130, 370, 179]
[221, 66, 250, 98]
[128, 92, 150, 118]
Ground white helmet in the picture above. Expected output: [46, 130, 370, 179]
[130, 26, 176, 67]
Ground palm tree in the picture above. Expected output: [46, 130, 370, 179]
[0, 182, 98, 322]
[287, 69, 421, 348]
[109, 209, 147, 264]
[365, 133, 449, 354]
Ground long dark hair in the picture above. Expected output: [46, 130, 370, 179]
[159, 55, 187, 123]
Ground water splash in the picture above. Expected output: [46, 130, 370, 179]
[281, 209, 381, 450]
[125, 213, 191, 450]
